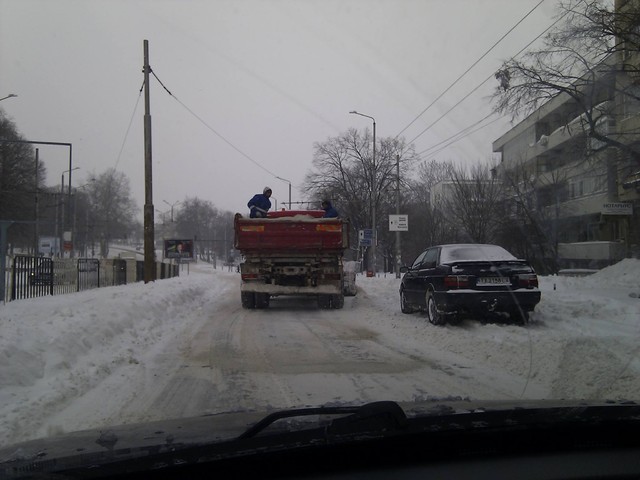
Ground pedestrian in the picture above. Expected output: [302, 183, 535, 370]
[248, 187, 272, 218]
[321, 199, 339, 218]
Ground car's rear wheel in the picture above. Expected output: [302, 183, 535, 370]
[400, 290, 413, 314]
[426, 291, 445, 325]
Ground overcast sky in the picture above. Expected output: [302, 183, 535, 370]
[0, 0, 558, 216]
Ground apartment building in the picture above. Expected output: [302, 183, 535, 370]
[492, 1, 640, 268]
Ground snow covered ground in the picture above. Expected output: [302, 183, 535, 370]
[0, 259, 639, 449]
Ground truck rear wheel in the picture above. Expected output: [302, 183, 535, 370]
[318, 295, 332, 309]
[241, 292, 256, 309]
[256, 293, 270, 309]
[332, 294, 344, 309]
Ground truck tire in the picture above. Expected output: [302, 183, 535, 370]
[318, 295, 332, 309]
[332, 294, 344, 309]
[256, 293, 270, 309]
[241, 292, 256, 309]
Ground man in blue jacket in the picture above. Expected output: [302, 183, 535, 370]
[321, 200, 339, 218]
[248, 187, 272, 218]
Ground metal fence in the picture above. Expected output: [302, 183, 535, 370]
[4, 256, 179, 302]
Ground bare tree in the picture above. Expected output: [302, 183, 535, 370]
[496, 159, 570, 273]
[0, 113, 47, 252]
[303, 128, 417, 266]
[401, 160, 455, 262]
[493, 0, 640, 164]
[88, 169, 138, 257]
[174, 197, 218, 259]
[440, 164, 504, 244]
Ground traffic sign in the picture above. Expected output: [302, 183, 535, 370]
[389, 215, 408, 231]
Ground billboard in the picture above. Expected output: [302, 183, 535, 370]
[164, 239, 194, 259]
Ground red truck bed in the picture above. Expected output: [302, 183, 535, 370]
[234, 211, 348, 253]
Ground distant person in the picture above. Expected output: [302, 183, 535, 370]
[248, 187, 272, 218]
[321, 200, 339, 218]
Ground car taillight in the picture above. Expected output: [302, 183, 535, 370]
[241, 273, 259, 280]
[518, 274, 538, 288]
[444, 275, 470, 288]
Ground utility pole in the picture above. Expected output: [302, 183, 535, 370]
[34, 149, 39, 255]
[395, 154, 401, 278]
[143, 39, 156, 283]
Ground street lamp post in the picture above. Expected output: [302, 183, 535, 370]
[60, 167, 80, 256]
[163, 200, 181, 222]
[349, 110, 376, 275]
[275, 176, 291, 209]
[0, 94, 17, 102]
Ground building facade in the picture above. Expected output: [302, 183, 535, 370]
[492, 0, 640, 268]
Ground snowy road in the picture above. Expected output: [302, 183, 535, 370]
[1, 261, 639, 448]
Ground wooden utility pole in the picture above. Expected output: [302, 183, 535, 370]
[143, 39, 156, 282]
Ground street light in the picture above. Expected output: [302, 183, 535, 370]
[62, 167, 80, 254]
[0, 94, 17, 102]
[163, 199, 181, 222]
[275, 176, 291, 209]
[349, 110, 376, 275]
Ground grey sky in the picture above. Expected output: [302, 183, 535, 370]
[0, 0, 557, 216]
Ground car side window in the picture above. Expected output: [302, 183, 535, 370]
[422, 248, 439, 268]
[411, 251, 428, 269]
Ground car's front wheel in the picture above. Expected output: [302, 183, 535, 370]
[426, 291, 445, 325]
[400, 289, 413, 314]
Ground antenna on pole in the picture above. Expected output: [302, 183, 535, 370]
[143, 39, 156, 282]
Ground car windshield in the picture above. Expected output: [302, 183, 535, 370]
[1, 0, 640, 471]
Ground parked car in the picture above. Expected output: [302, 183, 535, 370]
[399, 244, 541, 325]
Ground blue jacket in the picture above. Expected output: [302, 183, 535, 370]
[248, 194, 272, 218]
[322, 202, 339, 218]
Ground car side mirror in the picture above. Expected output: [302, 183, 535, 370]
[400, 265, 409, 273]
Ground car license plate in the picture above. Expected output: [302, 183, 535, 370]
[477, 276, 511, 285]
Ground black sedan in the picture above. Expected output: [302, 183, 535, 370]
[399, 244, 541, 325]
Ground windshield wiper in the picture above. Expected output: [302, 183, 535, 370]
[237, 400, 408, 440]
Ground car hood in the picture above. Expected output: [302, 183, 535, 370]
[1, 399, 638, 479]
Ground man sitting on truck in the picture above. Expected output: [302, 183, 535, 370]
[321, 200, 339, 218]
[248, 187, 272, 218]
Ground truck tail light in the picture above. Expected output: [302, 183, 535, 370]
[444, 275, 470, 288]
[518, 274, 538, 288]
[241, 273, 259, 281]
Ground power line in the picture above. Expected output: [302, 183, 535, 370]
[417, 114, 504, 160]
[416, 111, 499, 157]
[402, 1, 578, 155]
[149, 69, 282, 180]
[114, 82, 144, 171]
[394, 0, 546, 139]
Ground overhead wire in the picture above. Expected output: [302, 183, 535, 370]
[113, 81, 145, 171]
[403, 1, 579, 158]
[148, 68, 283, 180]
[394, 0, 546, 140]
[416, 112, 502, 158]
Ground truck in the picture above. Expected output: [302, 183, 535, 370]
[234, 210, 349, 309]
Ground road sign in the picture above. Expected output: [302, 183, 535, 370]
[389, 215, 409, 231]
[359, 229, 374, 247]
